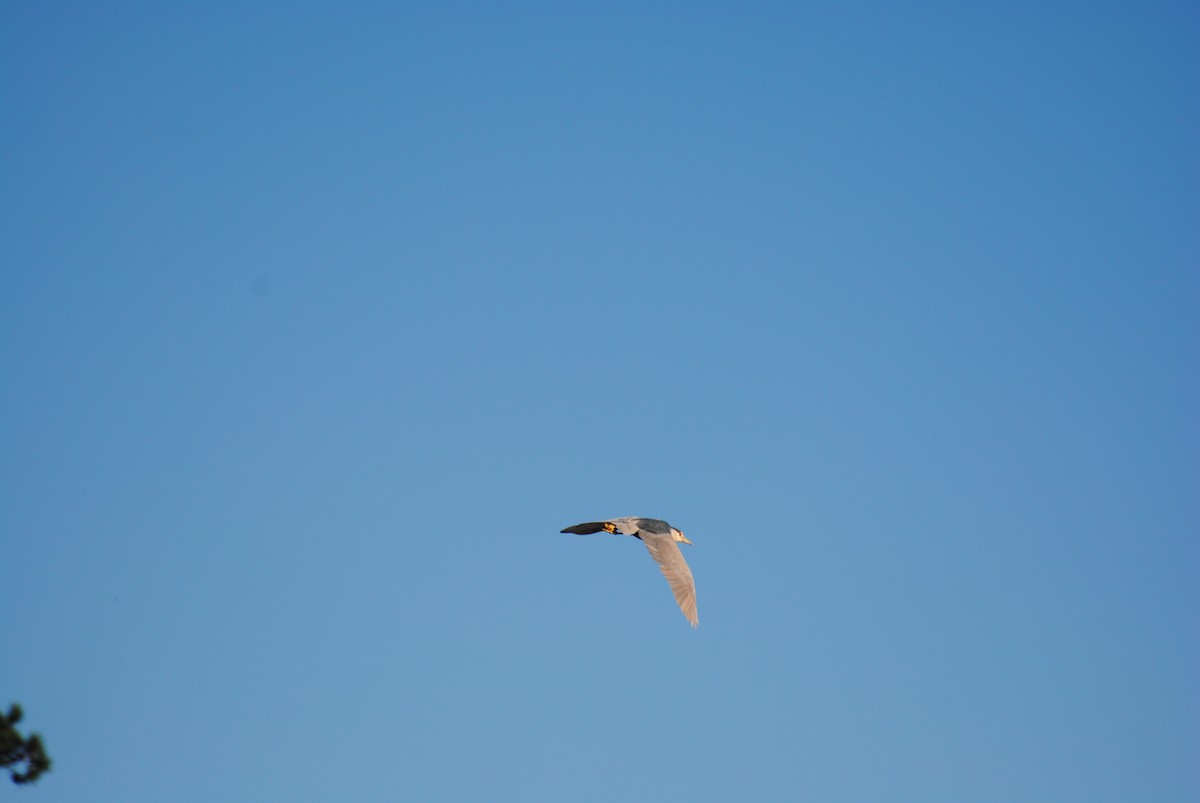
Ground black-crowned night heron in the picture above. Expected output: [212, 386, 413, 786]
[560, 517, 698, 628]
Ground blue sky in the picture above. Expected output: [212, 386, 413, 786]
[2, 3, 1197, 801]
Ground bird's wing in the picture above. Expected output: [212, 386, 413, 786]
[561, 522, 609, 535]
[640, 535, 698, 627]
[561, 519, 639, 536]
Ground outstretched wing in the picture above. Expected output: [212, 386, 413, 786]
[640, 534, 698, 628]
[561, 522, 609, 535]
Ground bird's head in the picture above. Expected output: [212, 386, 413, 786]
[672, 528, 692, 546]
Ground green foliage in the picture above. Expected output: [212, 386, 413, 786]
[1, 704, 51, 785]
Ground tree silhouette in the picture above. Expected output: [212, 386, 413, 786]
[1, 704, 51, 785]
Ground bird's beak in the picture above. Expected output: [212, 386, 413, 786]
[679, 533, 693, 546]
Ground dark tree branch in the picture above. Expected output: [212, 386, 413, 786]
[1, 704, 52, 785]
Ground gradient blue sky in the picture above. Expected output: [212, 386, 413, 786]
[3, 3, 1197, 801]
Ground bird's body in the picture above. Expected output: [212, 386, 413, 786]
[560, 517, 698, 628]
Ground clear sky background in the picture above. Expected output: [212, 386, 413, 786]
[3, 3, 1197, 801]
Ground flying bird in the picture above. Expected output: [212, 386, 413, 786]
[560, 517, 698, 628]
